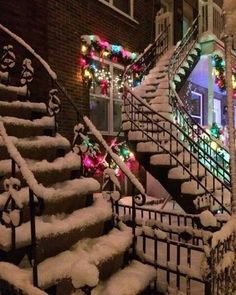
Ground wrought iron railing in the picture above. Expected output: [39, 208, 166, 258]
[168, 16, 230, 186]
[123, 16, 231, 215]
[125, 24, 170, 81]
[116, 202, 227, 231]
[123, 86, 230, 214]
[204, 218, 236, 295]
[0, 22, 150, 293]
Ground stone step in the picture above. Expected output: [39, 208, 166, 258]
[0, 177, 100, 223]
[0, 152, 81, 187]
[0, 100, 47, 120]
[0, 115, 55, 138]
[0, 134, 70, 161]
[0, 197, 111, 264]
[90, 260, 156, 295]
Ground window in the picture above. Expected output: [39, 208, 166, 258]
[213, 98, 222, 125]
[89, 59, 124, 135]
[189, 91, 203, 124]
[98, 0, 136, 21]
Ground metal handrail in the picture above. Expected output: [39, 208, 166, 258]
[168, 16, 230, 183]
[123, 86, 230, 214]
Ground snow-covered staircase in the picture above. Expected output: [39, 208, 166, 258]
[122, 17, 231, 216]
[0, 25, 156, 295]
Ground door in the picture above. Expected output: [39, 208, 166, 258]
[155, 10, 173, 48]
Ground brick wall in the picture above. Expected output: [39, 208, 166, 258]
[0, 0, 155, 140]
[46, 0, 156, 139]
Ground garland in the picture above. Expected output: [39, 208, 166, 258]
[80, 34, 139, 85]
[212, 54, 236, 97]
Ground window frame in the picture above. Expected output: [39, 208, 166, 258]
[190, 91, 203, 125]
[98, 0, 138, 24]
[89, 56, 124, 136]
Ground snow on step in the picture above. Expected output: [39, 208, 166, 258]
[0, 177, 100, 209]
[0, 262, 47, 295]
[0, 115, 54, 128]
[177, 152, 197, 165]
[122, 112, 172, 123]
[0, 100, 47, 111]
[168, 164, 205, 180]
[0, 134, 70, 150]
[128, 130, 177, 142]
[150, 153, 177, 166]
[0, 196, 111, 251]
[214, 189, 231, 207]
[0, 226, 132, 290]
[139, 103, 172, 113]
[122, 121, 161, 132]
[91, 260, 156, 295]
[0, 82, 27, 96]
[37, 226, 132, 289]
[181, 180, 206, 196]
[149, 95, 170, 105]
[0, 151, 81, 176]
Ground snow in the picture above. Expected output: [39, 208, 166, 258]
[211, 216, 236, 248]
[0, 151, 81, 176]
[0, 115, 54, 128]
[71, 259, 99, 288]
[0, 134, 70, 152]
[0, 262, 47, 295]
[91, 260, 156, 295]
[83, 116, 145, 195]
[0, 82, 27, 96]
[28, 225, 132, 289]
[0, 100, 46, 111]
[0, 196, 111, 250]
[199, 210, 217, 227]
[0, 23, 57, 80]
[215, 251, 235, 274]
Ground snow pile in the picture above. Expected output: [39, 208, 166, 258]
[0, 262, 46, 295]
[199, 210, 217, 227]
[91, 260, 156, 295]
[71, 259, 99, 288]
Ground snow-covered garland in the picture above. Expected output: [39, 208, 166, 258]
[79, 34, 143, 87]
[72, 122, 135, 178]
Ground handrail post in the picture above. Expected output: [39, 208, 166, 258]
[29, 188, 38, 287]
[131, 184, 136, 258]
[208, 0, 214, 33]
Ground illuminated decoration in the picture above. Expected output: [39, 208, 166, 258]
[80, 34, 142, 86]
[210, 122, 221, 139]
[81, 137, 135, 176]
[212, 54, 236, 97]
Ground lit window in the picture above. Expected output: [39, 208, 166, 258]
[89, 59, 124, 135]
[189, 91, 203, 125]
[98, 0, 134, 19]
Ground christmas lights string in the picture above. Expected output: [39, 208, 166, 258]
[79, 34, 143, 90]
[212, 54, 236, 98]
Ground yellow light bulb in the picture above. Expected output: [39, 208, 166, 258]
[81, 45, 87, 53]
[211, 141, 218, 150]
